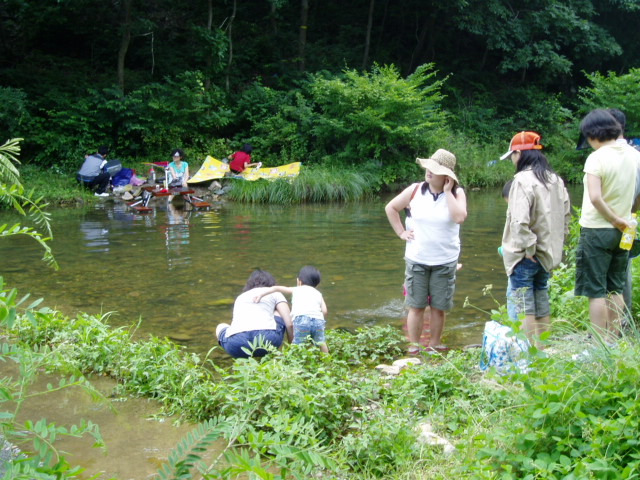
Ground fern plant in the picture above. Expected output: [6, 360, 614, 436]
[0, 138, 57, 268]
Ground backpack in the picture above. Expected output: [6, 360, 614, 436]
[111, 167, 134, 187]
[479, 320, 530, 374]
[103, 159, 122, 177]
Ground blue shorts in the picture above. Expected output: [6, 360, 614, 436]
[293, 315, 326, 345]
[218, 316, 286, 358]
[508, 257, 550, 318]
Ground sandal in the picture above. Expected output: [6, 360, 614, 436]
[407, 345, 422, 356]
[424, 345, 451, 355]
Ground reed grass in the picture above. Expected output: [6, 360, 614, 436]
[227, 166, 376, 204]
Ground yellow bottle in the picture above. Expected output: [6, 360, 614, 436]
[620, 213, 638, 250]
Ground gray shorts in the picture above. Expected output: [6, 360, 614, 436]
[404, 259, 457, 311]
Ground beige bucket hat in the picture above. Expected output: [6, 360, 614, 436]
[416, 149, 458, 183]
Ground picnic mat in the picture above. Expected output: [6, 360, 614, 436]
[188, 156, 301, 183]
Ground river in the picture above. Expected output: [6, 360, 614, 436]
[0, 185, 582, 478]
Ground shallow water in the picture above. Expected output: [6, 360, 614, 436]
[0, 185, 582, 477]
[0, 187, 578, 359]
[8, 368, 208, 480]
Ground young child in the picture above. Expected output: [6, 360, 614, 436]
[254, 266, 328, 352]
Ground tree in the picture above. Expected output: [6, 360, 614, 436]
[298, 0, 310, 71]
[117, 0, 133, 92]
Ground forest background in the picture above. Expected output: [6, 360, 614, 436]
[2, 0, 640, 197]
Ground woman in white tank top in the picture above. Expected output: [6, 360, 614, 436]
[385, 149, 467, 354]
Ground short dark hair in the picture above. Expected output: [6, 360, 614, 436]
[172, 148, 185, 158]
[241, 143, 253, 154]
[243, 269, 276, 292]
[580, 109, 622, 142]
[98, 145, 109, 156]
[607, 108, 626, 133]
[298, 265, 321, 287]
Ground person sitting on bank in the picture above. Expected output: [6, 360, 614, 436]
[228, 143, 262, 173]
[77, 146, 111, 197]
[167, 148, 189, 188]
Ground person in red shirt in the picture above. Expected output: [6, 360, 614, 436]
[229, 143, 261, 173]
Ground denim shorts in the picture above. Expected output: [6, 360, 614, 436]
[218, 316, 286, 358]
[575, 227, 628, 297]
[293, 315, 326, 345]
[508, 257, 550, 318]
[404, 259, 457, 311]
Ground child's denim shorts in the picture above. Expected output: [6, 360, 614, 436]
[293, 315, 326, 344]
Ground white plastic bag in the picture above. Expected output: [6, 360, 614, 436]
[479, 320, 530, 374]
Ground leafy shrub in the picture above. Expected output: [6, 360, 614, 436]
[235, 80, 313, 165]
[0, 87, 31, 139]
[548, 208, 589, 328]
[211, 346, 370, 446]
[467, 344, 640, 479]
[579, 68, 640, 137]
[25, 71, 232, 171]
[327, 325, 407, 367]
[340, 408, 418, 477]
[0, 280, 105, 480]
[309, 64, 448, 170]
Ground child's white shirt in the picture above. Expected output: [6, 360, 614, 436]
[290, 285, 324, 320]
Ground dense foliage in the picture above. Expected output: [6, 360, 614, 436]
[2, 0, 640, 194]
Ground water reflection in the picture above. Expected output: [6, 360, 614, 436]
[165, 202, 192, 270]
[80, 220, 109, 252]
[0, 186, 582, 361]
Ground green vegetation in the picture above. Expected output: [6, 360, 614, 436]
[3, 209, 640, 478]
[0, 281, 104, 479]
[2, 2, 640, 205]
[9, 67, 640, 206]
[227, 166, 376, 203]
[0, 139, 56, 266]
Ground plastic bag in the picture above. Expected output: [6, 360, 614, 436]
[479, 320, 530, 374]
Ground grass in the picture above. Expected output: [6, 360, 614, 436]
[226, 166, 377, 204]
[19, 164, 96, 206]
[4, 273, 640, 478]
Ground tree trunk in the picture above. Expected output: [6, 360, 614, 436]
[298, 0, 309, 72]
[205, 0, 213, 90]
[408, 13, 434, 73]
[270, 1, 278, 36]
[117, 0, 132, 93]
[362, 0, 375, 70]
[373, 0, 389, 61]
[225, 0, 237, 92]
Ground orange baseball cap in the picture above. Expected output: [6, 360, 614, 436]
[500, 131, 543, 160]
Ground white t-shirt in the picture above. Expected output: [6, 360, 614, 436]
[226, 288, 287, 337]
[405, 185, 461, 265]
[290, 285, 324, 320]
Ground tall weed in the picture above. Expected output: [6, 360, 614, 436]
[227, 166, 376, 203]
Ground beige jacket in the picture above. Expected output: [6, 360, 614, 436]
[502, 169, 571, 276]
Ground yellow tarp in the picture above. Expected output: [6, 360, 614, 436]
[188, 156, 301, 183]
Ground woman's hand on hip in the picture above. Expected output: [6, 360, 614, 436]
[400, 229, 414, 241]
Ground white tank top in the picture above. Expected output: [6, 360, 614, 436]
[405, 185, 461, 265]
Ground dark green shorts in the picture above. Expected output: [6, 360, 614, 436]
[404, 259, 457, 311]
[575, 227, 629, 298]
